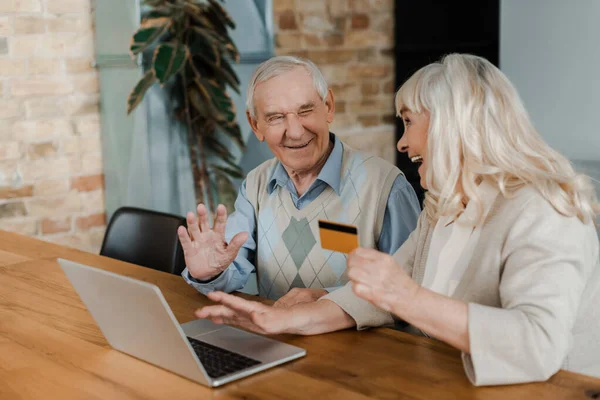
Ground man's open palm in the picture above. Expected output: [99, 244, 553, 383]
[177, 204, 248, 281]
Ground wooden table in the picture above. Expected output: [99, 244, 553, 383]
[1, 230, 599, 399]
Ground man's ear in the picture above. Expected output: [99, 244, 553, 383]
[246, 110, 264, 142]
[325, 89, 335, 124]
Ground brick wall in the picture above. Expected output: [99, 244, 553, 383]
[0, 0, 106, 253]
[0, 0, 397, 253]
[274, 0, 397, 164]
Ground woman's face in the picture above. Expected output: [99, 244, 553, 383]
[397, 109, 430, 190]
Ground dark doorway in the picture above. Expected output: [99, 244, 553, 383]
[394, 0, 500, 203]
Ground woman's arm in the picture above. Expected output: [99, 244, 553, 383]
[347, 248, 470, 351]
[348, 198, 598, 386]
[458, 201, 597, 385]
[394, 287, 469, 352]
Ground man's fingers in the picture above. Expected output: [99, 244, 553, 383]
[177, 225, 192, 249]
[228, 232, 249, 254]
[272, 302, 288, 309]
[206, 291, 228, 303]
[186, 212, 201, 241]
[272, 288, 301, 308]
[195, 304, 236, 320]
[197, 203, 210, 232]
[213, 204, 228, 236]
[207, 291, 262, 314]
[273, 297, 293, 309]
[250, 311, 280, 335]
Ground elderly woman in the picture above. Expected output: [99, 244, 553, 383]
[344, 53, 600, 385]
[196, 54, 600, 386]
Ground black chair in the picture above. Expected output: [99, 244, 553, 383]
[100, 206, 188, 275]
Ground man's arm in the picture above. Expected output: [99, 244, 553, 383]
[182, 180, 257, 295]
[196, 291, 356, 335]
[377, 175, 421, 254]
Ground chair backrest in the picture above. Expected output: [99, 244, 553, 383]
[100, 207, 187, 275]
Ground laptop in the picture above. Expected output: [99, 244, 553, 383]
[57, 258, 306, 387]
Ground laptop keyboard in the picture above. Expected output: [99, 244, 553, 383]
[187, 337, 261, 378]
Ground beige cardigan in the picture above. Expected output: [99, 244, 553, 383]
[323, 185, 600, 386]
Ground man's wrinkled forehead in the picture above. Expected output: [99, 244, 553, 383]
[254, 71, 322, 115]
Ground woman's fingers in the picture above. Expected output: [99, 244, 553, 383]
[350, 247, 385, 260]
[352, 282, 373, 300]
[347, 262, 373, 285]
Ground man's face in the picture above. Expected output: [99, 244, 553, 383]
[247, 67, 335, 173]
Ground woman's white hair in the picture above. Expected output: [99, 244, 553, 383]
[246, 55, 328, 119]
[395, 53, 599, 224]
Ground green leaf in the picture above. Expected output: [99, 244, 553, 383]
[192, 27, 223, 48]
[191, 55, 239, 94]
[217, 122, 245, 150]
[152, 43, 189, 85]
[203, 134, 236, 161]
[220, 58, 240, 89]
[204, 9, 227, 36]
[194, 79, 223, 117]
[191, 80, 244, 150]
[189, 32, 220, 67]
[189, 81, 215, 118]
[211, 164, 244, 180]
[203, 79, 236, 122]
[130, 17, 171, 57]
[143, 0, 167, 7]
[220, 154, 243, 170]
[211, 170, 238, 212]
[208, 0, 236, 29]
[203, 134, 241, 170]
[190, 26, 239, 65]
[181, 1, 202, 12]
[223, 41, 240, 63]
[184, 3, 214, 28]
[142, 8, 172, 20]
[127, 70, 156, 114]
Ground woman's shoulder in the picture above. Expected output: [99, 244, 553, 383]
[490, 184, 598, 245]
[494, 184, 564, 220]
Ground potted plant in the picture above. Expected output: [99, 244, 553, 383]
[127, 0, 244, 214]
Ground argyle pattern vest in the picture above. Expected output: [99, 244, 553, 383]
[245, 143, 401, 300]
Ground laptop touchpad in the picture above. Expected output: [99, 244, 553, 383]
[181, 318, 226, 337]
[195, 328, 278, 361]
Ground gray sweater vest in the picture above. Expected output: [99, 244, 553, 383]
[246, 143, 401, 299]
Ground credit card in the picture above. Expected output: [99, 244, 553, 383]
[318, 219, 359, 254]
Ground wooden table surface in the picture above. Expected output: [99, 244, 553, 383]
[1, 230, 599, 400]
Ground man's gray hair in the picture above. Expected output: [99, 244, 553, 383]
[246, 55, 329, 119]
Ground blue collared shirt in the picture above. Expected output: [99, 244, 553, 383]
[183, 135, 421, 294]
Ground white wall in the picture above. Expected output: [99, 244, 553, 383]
[500, 0, 600, 162]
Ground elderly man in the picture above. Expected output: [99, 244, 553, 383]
[178, 56, 420, 332]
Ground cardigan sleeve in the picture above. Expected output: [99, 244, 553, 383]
[392, 212, 425, 276]
[319, 283, 395, 330]
[320, 212, 426, 330]
[462, 198, 598, 386]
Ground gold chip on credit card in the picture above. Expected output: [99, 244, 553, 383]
[318, 219, 359, 254]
